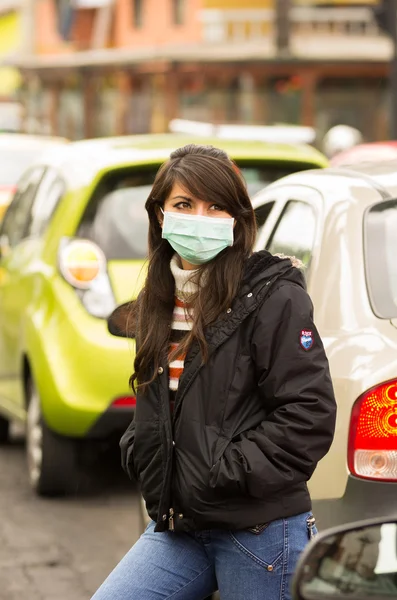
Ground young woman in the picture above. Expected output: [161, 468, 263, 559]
[92, 144, 336, 600]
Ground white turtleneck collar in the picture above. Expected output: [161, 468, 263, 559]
[170, 254, 199, 302]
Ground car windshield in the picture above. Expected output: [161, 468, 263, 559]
[0, 148, 42, 186]
[365, 200, 397, 318]
[78, 162, 314, 260]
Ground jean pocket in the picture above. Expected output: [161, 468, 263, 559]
[229, 518, 285, 571]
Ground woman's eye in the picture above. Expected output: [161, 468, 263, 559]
[175, 202, 190, 210]
[210, 204, 224, 211]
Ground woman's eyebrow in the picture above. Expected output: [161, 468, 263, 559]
[172, 195, 193, 201]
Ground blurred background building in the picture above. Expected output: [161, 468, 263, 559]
[0, 1, 24, 130]
[0, 0, 392, 141]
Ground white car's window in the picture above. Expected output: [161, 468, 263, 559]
[255, 201, 275, 234]
[266, 200, 316, 267]
[365, 200, 397, 318]
[385, 208, 397, 309]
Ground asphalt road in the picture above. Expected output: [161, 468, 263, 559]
[0, 427, 142, 600]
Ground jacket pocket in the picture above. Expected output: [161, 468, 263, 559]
[120, 419, 137, 481]
[209, 443, 247, 494]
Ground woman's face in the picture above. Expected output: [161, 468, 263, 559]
[163, 183, 232, 219]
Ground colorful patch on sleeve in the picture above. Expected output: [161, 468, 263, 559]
[300, 329, 314, 351]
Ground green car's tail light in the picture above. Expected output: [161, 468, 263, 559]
[348, 379, 397, 481]
[112, 396, 136, 408]
[58, 238, 116, 319]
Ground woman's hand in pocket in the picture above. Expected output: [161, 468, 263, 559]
[209, 443, 248, 493]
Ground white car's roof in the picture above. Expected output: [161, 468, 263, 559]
[254, 160, 397, 211]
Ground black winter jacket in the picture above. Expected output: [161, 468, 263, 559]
[120, 251, 336, 533]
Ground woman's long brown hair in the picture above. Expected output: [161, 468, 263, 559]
[130, 144, 256, 392]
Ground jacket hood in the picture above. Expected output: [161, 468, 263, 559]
[241, 250, 306, 295]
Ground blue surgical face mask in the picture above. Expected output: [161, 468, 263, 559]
[161, 211, 234, 266]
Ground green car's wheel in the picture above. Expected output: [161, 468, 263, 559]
[0, 415, 10, 444]
[26, 378, 80, 496]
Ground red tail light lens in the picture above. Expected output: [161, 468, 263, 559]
[112, 396, 136, 408]
[348, 380, 397, 481]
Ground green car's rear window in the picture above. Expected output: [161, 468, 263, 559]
[77, 162, 313, 260]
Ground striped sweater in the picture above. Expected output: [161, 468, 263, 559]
[169, 255, 198, 410]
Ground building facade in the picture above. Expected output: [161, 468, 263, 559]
[3, 0, 392, 142]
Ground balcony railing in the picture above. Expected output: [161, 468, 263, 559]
[200, 6, 380, 43]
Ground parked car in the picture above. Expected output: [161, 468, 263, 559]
[292, 516, 397, 600]
[0, 133, 327, 496]
[251, 160, 397, 529]
[330, 141, 397, 167]
[0, 134, 67, 221]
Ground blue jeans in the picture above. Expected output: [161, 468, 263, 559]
[91, 511, 317, 600]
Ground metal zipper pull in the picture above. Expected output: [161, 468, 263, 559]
[307, 515, 316, 540]
[169, 508, 175, 532]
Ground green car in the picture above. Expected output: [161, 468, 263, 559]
[0, 134, 327, 495]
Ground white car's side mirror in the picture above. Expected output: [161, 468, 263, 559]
[293, 518, 397, 600]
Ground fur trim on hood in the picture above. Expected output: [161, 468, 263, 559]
[241, 250, 306, 295]
[274, 253, 305, 270]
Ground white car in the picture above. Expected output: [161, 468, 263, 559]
[0, 134, 67, 220]
[252, 161, 397, 529]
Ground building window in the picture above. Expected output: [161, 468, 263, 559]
[173, 0, 185, 26]
[133, 0, 143, 28]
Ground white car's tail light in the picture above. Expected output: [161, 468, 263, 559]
[348, 380, 397, 481]
[58, 238, 116, 318]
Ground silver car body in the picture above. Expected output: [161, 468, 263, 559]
[253, 161, 397, 529]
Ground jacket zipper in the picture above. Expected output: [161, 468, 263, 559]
[156, 363, 175, 531]
[169, 507, 175, 531]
